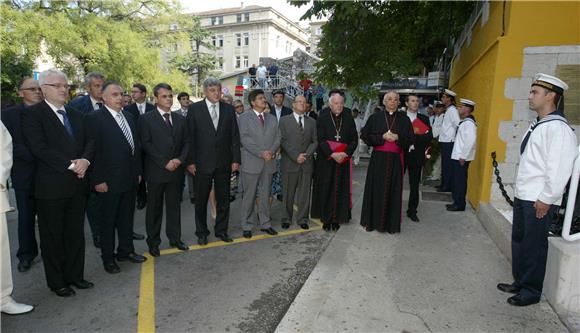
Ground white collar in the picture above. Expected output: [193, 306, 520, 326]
[105, 105, 123, 118]
[45, 99, 65, 111]
[205, 99, 219, 110]
[157, 107, 171, 117]
[90, 96, 101, 108]
[293, 112, 304, 123]
[253, 109, 265, 118]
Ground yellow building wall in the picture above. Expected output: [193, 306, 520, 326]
[449, 1, 580, 208]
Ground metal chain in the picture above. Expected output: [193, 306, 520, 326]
[491, 151, 514, 207]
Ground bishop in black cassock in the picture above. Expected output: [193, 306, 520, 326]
[360, 91, 414, 234]
[311, 95, 358, 231]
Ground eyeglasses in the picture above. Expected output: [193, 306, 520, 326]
[20, 87, 42, 92]
[43, 83, 70, 89]
[158, 94, 173, 99]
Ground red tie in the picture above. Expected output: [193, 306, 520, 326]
[258, 113, 264, 126]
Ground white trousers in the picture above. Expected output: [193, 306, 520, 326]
[1, 212, 14, 306]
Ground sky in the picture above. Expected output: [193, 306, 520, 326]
[180, 0, 322, 24]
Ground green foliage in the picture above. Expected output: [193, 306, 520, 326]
[291, 1, 475, 97]
[1, 0, 214, 101]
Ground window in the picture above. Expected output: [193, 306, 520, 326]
[236, 13, 242, 22]
[211, 36, 216, 46]
[219, 57, 224, 69]
[218, 16, 223, 24]
[217, 35, 224, 48]
[235, 56, 241, 69]
[243, 32, 249, 46]
[243, 56, 249, 68]
[316, 27, 322, 35]
[211, 17, 216, 25]
[235, 33, 242, 47]
[276, 35, 280, 47]
[244, 13, 250, 21]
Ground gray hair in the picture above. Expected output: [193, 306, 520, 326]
[203, 77, 221, 90]
[84, 72, 105, 86]
[384, 90, 399, 98]
[38, 69, 68, 86]
[329, 93, 344, 104]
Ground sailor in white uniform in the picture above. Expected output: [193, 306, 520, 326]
[437, 89, 460, 192]
[447, 98, 477, 212]
[497, 73, 577, 306]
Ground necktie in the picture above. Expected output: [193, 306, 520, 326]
[116, 113, 135, 154]
[258, 113, 264, 127]
[139, 104, 144, 114]
[299, 116, 303, 132]
[210, 104, 218, 129]
[163, 113, 172, 129]
[95, 102, 103, 110]
[57, 110, 74, 139]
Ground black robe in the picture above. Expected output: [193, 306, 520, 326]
[311, 111, 358, 224]
[360, 110, 414, 233]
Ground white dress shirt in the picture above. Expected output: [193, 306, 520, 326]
[274, 105, 283, 121]
[439, 105, 460, 143]
[406, 110, 418, 123]
[432, 114, 444, 139]
[451, 117, 477, 161]
[90, 96, 101, 110]
[136, 102, 147, 115]
[292, 112, 304, 125]
[515, 116, 577, 205]
[105, 106, 134, 145]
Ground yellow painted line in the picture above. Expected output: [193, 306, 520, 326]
[137, 219, 323, 333]
[137, 253, 155, 333]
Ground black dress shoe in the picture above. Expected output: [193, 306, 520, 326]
[322, 223, 331, 231]
[198, 236, 208, 246]
[70, 279, 94, 289]
[507, 294, 540, 306]
[104, 261, 121, 274]
[331, 223, 340, 231]
[260, 227, 278, 235]
[93, 235, 101, 248]
[17, 259, 32, 272]
[52, 287, 75, 297]
[299, 223, 309, 230]
[497, 283, 520, 294]
[281, 222, 290, 229]
[445, 204, 455, 209]
[117, 252, 147, 263]
[243, 231, 252, 239]
[149, 247, 160, 257]
[132, 232, 145, 240]
[446, 205, 465, 212]
[276, 194, 283, 202]
[170, 241, 189, 251]
[365, 226, 374, 232]
[407, 213, 420, 222]
[216, 234, 233, 243]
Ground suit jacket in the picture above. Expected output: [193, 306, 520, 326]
[279, 114, 317, 173]
[238, 110, 279, 175]
[186, 99, 241, 175]
[21, 101, 95, 199]
[1, 103, 36, 190]
[67, 95, 99, 115]
[125, 102, 155, 121]
[139, 109, 189, 184]
[86, 109, 142, 193]
[405, 113, 433, 165]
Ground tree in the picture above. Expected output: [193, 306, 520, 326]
[291, 1, 475, 95]
[0, 0, 198, 100]
[169, 15, 218, 97]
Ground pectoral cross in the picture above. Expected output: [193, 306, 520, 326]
[334, 133, 341, 141]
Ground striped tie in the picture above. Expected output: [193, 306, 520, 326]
[116, 113, 135, 154]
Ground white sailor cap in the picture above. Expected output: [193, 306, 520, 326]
[532, 73, 568, 95]
[434, 100, 444, 106]
[443, 89, 456, 97]
[460, 98, 476, 107]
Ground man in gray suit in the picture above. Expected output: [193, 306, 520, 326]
[279, 96, 317, 230]
[238, 89, 280, 238]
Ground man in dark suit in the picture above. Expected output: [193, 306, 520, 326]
[87, 81, 147, 274]
[67, 72, 107, 248]
[186, 77, 241, 245]
[0, 77, 43, 272]
[404, 94, 433, 222]
[319, 89, 351, 118]
[271, 90, 292, 123]
[126, 83, 155, 213]
[139, 83, 189, 257]
[22, 69, 95, 297]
